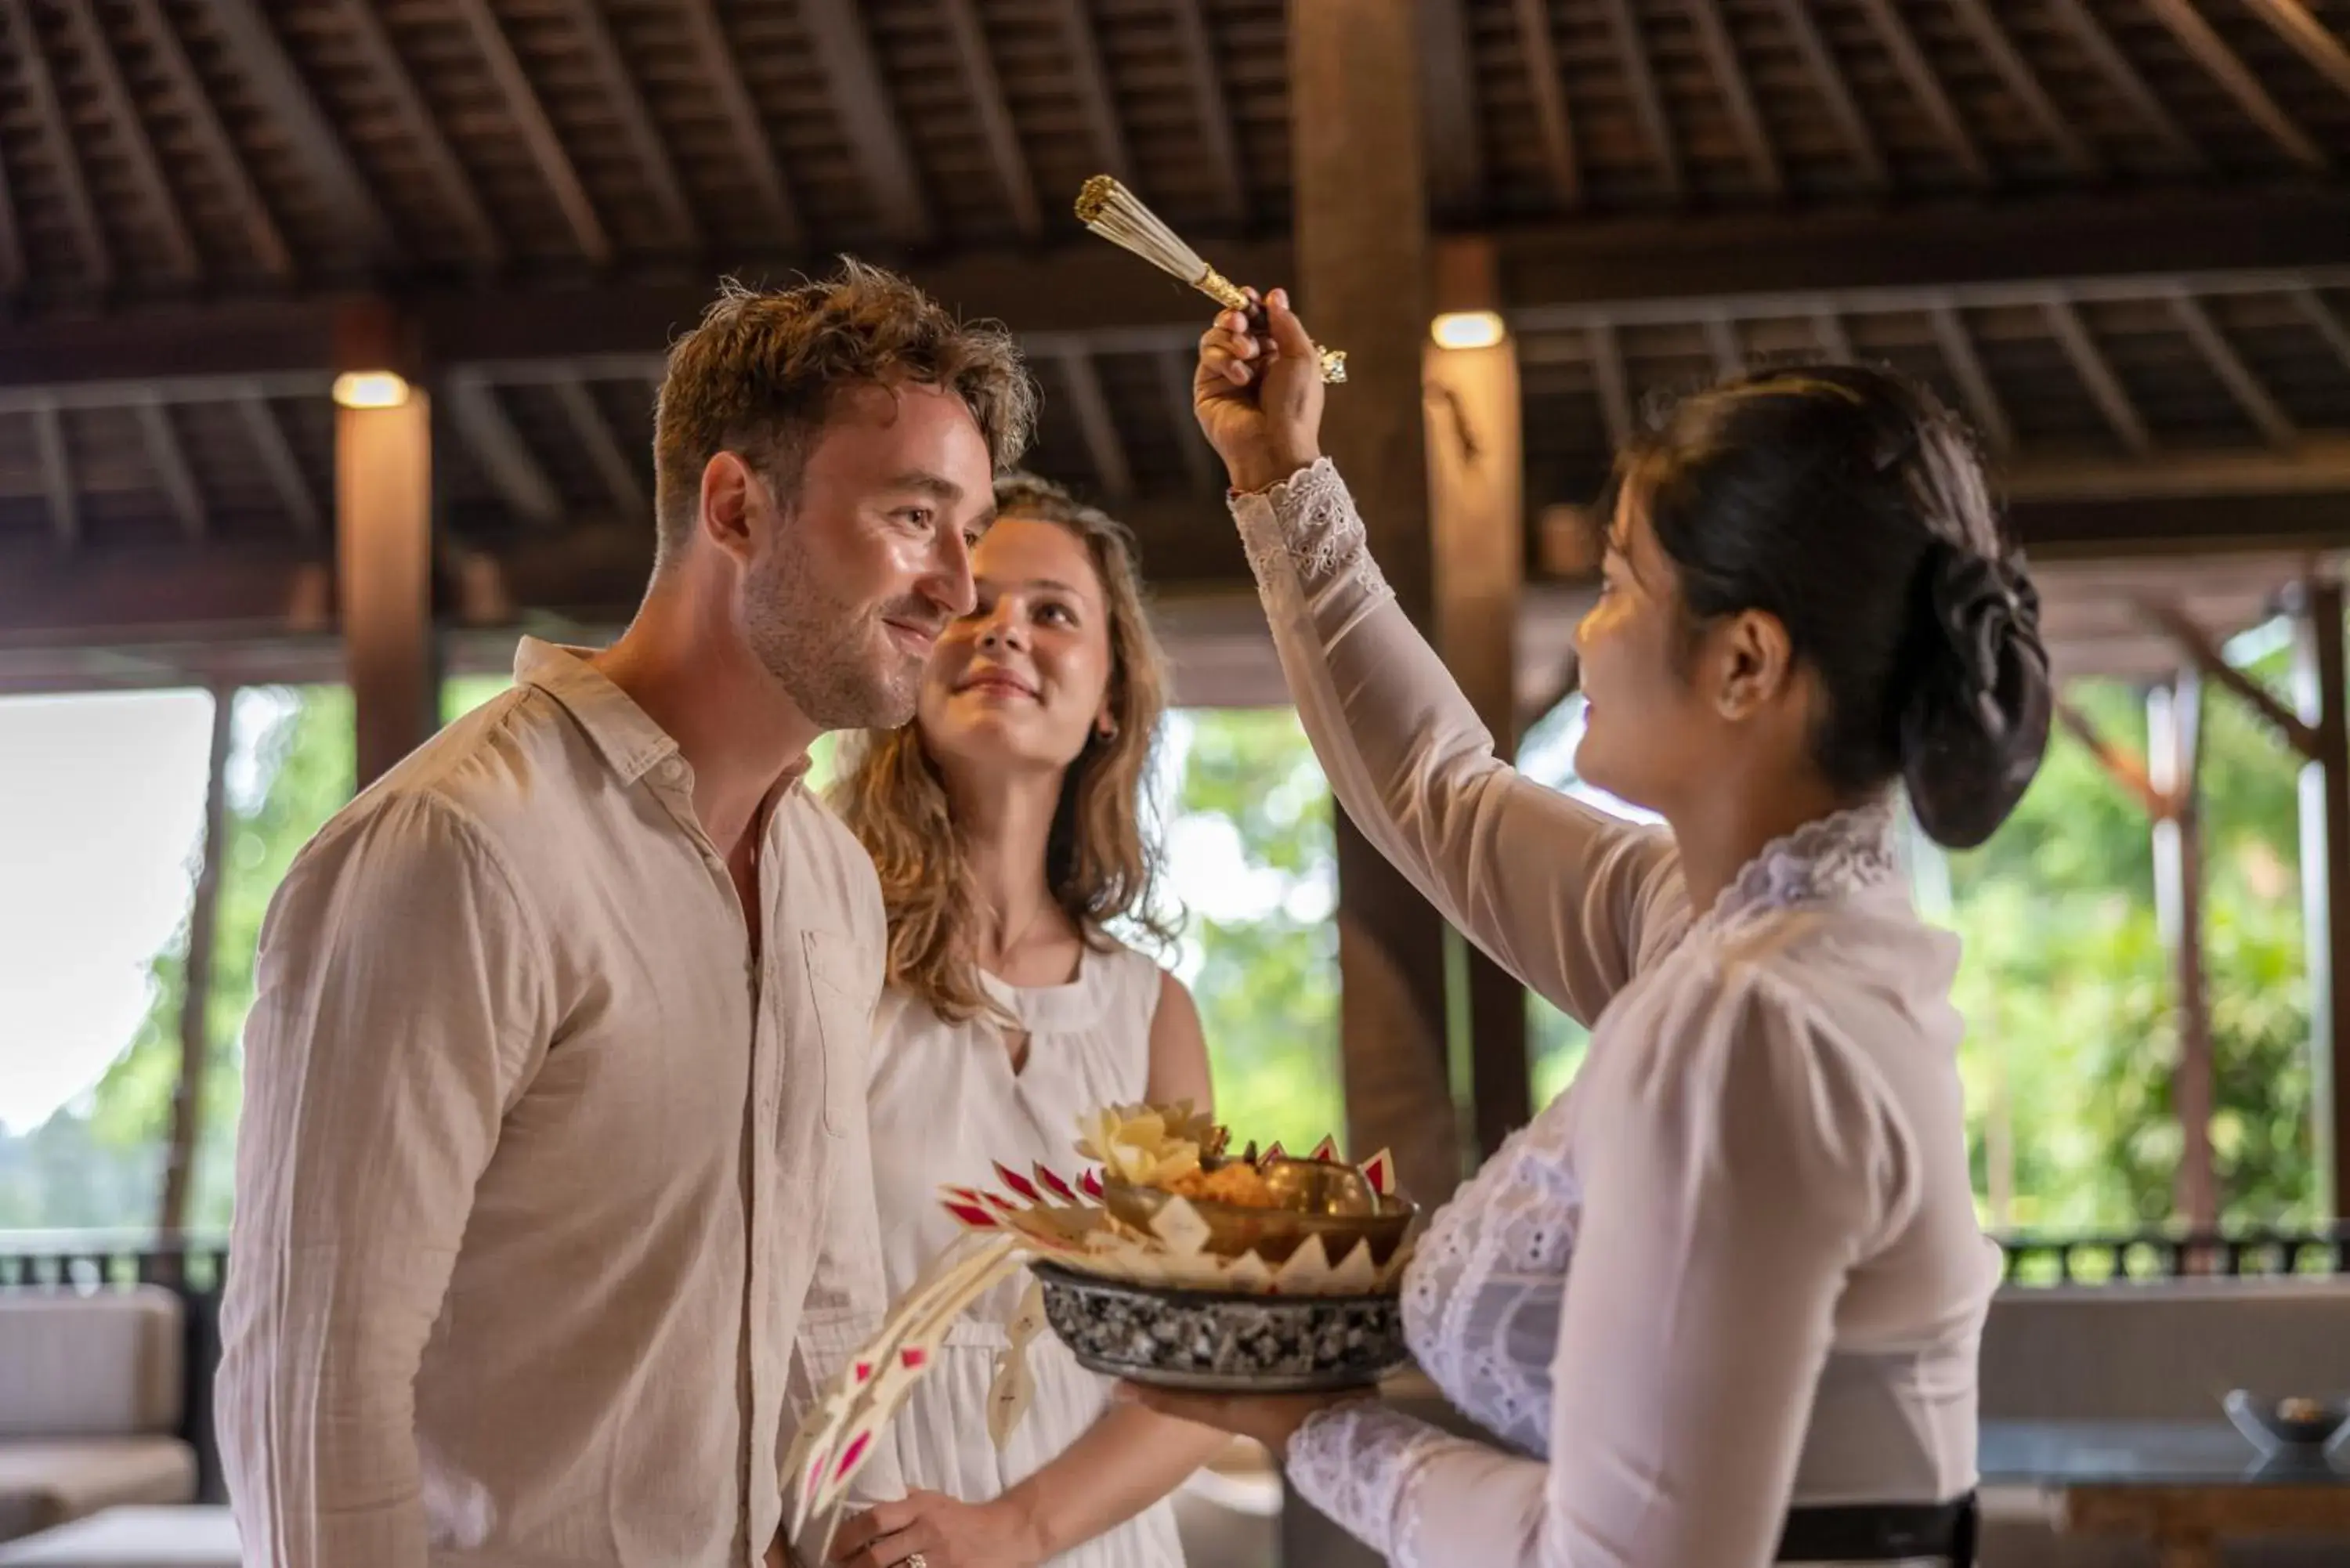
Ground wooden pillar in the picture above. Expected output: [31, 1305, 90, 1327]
[157, 684, 235, 1242]
[1292, 0, 1461, 1198]
[1426, 237, 1531, 1158]
[335, 304, 438, 790]
[2293, 577, 2350, 1215]
[2148, 674, 2217, 1231]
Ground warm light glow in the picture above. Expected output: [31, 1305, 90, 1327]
[1431, 311, 1506, 350]
[332, 371, 410, 409]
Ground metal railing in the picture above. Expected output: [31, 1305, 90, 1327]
[1995, 1224, 2350, 1285]
[7, 1223, 2349, 1511]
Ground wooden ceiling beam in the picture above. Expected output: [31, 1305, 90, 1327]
[136, 400, 208, 540]
[1156, 348, 1217, 494]
[201, 0, 398, 264]
[1170, 0, 1247, 225]
[2238, 0, 2350, 114]
[453, 0, 612, 266]
[559, 0, 698, 252]
[2, 0, 111, 290]
[1945, 0, 2097, 175]
[2042, 0, 2206, 170]
[552, 378, 649, 520]
[1929, 302, 2015, 454]
[238, 392, 323, 538]
[1772, 0, 1885, 190]
[336, 0, 501, 269]
[1514, 0, 1581, 208]
[1810, 308, 1853, 362]
[2, 194, 2348, 387]
[2168, 291, 2298, 449]
[1685, 0, 1780, 197]
[447, 375, 563, 528]
[1597, 0, 1681, 200]
[1853, 0, 1991, 186]
[801, 0, 932, 244]
[1057, 347, 1133, 500]
[2143, 0, 2326, 171]
[673, 0, 800, 248]
[32, 402, 74, 548]
[940, 0, 1041, 238]
[1416, 0, 1485, 214]
[1048, 0, 1132, 187]
[2045, 298, 2146, 453]
[15, 491, 2350, 661]
[0, 117, 23, 300]
[1589, 321, 1632, 446]
[63, 2, 201, 283]
[125, 0, 292, 280]
[2298, 287, 2350, 376]
[1496, 191, 2350, 316]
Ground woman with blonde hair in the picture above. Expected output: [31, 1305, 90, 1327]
[822, 474, 1222, 1568]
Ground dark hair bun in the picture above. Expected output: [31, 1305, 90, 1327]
[1900, 540, 2052, 849]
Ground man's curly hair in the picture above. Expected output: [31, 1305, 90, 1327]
[651, 260, 1038, 564]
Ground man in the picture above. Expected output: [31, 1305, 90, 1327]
[217, 262, 1036, 1568]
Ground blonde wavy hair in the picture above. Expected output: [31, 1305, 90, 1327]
[828, 475, 1177, 1023]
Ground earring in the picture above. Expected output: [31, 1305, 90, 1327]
[1096, 721, 1118, 742]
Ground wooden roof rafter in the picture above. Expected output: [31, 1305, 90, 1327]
[450, 0, 613, 266]
[554, 0, 701, 253]
[1943, 0, 2098, 176]
[31, 399, 73, 547]
[2166, 290, 2298, 450]
[331, 0, 503, 270]
[801, 0, 932, 244]
[2, 0, 112, 291]
[939, 0, 1043, 239]
[1170, 0, 1248, 226]
[1770, 0, 1887, 191]
[2142, 0, 2328, 172]
[1596, 0, 1681, 199]
[1853, 0, 1991, 186]
[1514, 0, 1582, 209]
[671, 0, 801, 249]
[2046, 0, 2207, 169]
[200, 0, 399, 266]
[60, 0, 201, 284]
[1684, 0, 1781, 197]
[124, 0, 294, 280]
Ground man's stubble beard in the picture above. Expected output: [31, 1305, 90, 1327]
[741, 535, 922, 732]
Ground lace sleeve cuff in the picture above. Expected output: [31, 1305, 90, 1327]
[1285, 1400, 1458, 1568]
[1227, 457, 1395, 620]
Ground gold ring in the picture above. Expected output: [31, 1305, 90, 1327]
[905, 1555, 927, 1568]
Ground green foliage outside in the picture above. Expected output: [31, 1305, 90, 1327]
[1, 631, 2325, 1237]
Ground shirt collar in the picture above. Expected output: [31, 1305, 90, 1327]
[511, 637, 815, 795]
[513, 638, 683, 786]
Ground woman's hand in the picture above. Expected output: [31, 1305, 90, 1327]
[1114, 1380, 1360, 1458]
[826, 1490, 1047, 1568]
[1194, 287, 1326, 494]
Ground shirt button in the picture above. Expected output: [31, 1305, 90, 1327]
[657, 757, 685, 782]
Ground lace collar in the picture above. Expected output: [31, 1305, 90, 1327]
[1693, 795, 1904, 936]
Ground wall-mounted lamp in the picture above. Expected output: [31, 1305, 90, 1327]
[332, 371, 411, 409]
[1430, 311, 1506, 350]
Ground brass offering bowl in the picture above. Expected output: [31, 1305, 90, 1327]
[1101, 1157, 1415, 1268]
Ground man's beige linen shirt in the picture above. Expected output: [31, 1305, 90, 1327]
[218, 638, 900, 1568]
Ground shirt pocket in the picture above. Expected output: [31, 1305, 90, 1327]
[801, 927, 872, 1139]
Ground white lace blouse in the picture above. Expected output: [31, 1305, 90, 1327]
[1231, 462, 2002, 1568]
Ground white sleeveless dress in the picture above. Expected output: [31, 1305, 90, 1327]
[866, 941, 1188, 1568]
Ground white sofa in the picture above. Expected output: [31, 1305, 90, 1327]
[0, 1291, 197, 1545]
